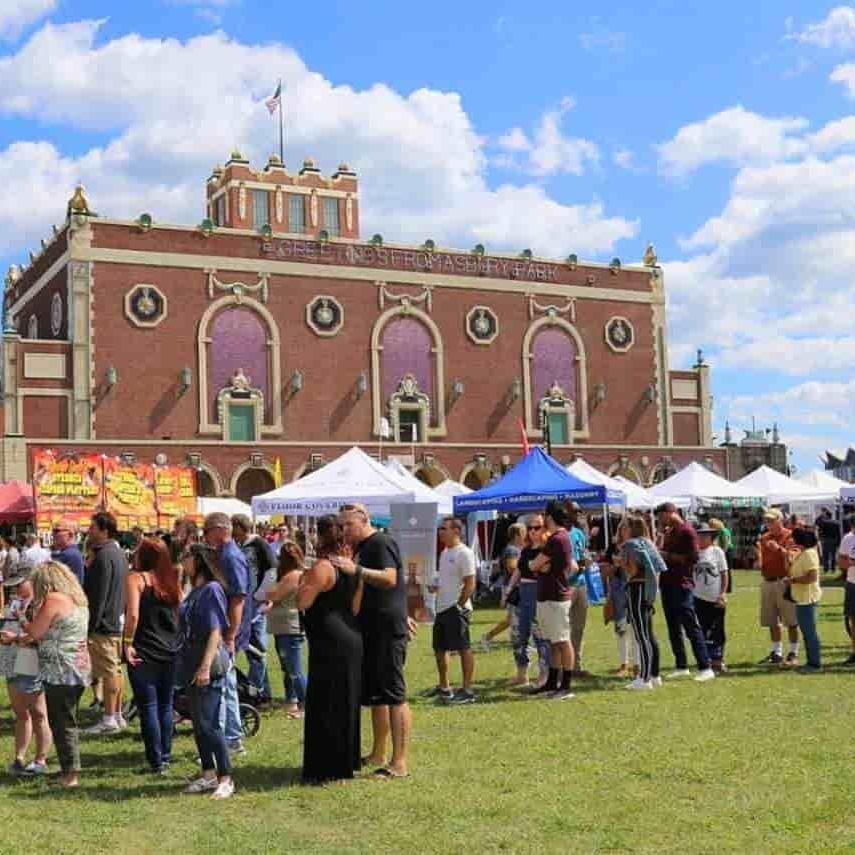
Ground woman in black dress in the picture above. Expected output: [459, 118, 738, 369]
[297, 516, 364, 784]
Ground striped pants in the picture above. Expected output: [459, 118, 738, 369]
[627, 583, 660, 682]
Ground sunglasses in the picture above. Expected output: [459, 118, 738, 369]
[527, 525, 543, 531]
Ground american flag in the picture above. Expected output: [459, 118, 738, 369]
[265, 81, 281, 115]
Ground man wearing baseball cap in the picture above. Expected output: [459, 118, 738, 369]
[757, 508, 799, 665]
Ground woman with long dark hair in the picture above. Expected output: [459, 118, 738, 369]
[178, 543, 234, 799]
[297, 515, 363, 784]
[124, 537, 182, 774]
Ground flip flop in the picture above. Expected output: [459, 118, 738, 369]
[372, 767, 410, 780]
[285, 710, 303, 720]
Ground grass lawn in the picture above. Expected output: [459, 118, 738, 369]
[1, 569, 855, 854]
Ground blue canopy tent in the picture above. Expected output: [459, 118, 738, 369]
[453, 447, 623, 514]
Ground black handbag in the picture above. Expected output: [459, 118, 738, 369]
[505, 586, 521, 607]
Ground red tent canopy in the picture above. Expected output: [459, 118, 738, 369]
[0, 481, 35, 523]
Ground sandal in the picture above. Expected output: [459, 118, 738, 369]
[372, 767, 410, 780]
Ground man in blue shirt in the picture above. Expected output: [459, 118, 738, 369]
[203, 512, 250, 754]
[51, 518, 85, 585]
[565, 503, 591, 677]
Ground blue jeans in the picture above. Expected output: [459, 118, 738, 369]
[274, 634, 307, 704]
[187, 678, 231, 776]
[127, 658, 176, 769]
[247, 613, 271, 700]
[660, 584, 710, 671]
[218, 659, 243, 746]
[796, 603, 822, 668]
[511, 583, 551, 671]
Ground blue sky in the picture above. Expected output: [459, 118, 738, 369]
[2, 0, 855, 474]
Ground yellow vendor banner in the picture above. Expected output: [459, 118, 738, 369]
[103, 457, 158, 531]
[32, 449, 104, 531]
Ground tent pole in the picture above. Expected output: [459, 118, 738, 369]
[603, 504, 609, 549]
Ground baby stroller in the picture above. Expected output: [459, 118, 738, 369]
[124, 658, 262, 739]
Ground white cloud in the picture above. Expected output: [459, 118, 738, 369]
[578, 29, 626, 53]
[496, 97, 599, 177]
[613, 148, 639, 171]
[807, 115, 855, 152]
[830, 61, 855, 96]
[0, 0, 55, 41]
[789, 6, 855, 49]
[0, 20, 635, 261]
[657, 105, 809, 177]
[726, 380, 855, 430]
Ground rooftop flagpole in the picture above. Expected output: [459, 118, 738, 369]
[278, 79, 284, 165]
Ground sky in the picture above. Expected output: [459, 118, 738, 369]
[0, 0, 853, 474]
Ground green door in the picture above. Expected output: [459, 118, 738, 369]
[547, 411, 569, 445]
[398, 410, 420, 442]
[228, 404, 256, 442]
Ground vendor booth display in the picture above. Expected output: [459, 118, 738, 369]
[251, 446, 436, 518]
[454, 448, 620, 514]
[649, 462, 762, 508]
[736, 465, 830, 505]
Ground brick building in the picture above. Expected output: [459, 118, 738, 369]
[1, 151, 724, 503]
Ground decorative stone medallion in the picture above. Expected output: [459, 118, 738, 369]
[51, 292, 63, 337]
[465, 305, 499, 345]
[125, 284, 168, 328]
[605, 316, 635, 353]
[306, 295, 344, 337]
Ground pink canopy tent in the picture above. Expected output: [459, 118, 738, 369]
[0, 481, 36, 523]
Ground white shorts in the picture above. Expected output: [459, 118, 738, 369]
[536, 600, 572, 643]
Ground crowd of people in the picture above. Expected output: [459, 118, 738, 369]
[0, 497, 847, 796]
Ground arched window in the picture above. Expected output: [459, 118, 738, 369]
[197, 296, 282, 439]
[522, 317, 589, 442]
[209, 307, 270, 423]
[371, 306, 446, 442]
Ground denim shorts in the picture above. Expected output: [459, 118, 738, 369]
[7, 673, 43, 695]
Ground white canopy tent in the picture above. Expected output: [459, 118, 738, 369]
[433, 479, 472, 498]
[251, 446, 428, 517]
[798, 469, 850, 497]
[649, 462, 762, 507]
[736, 465, 831, 505]
[383, 458, 455, 516]
[198, 496, 254, 519]
[566, 460, 626, 501]
[612, 475, 660, 510]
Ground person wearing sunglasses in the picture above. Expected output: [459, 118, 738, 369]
[51, 519, 84, 587]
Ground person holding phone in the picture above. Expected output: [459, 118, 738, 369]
[0, 567, 52, 777]
[177, 544, 234, 800]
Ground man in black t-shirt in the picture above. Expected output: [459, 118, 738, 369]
[334, 504, 412, 778]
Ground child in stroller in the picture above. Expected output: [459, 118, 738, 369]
[124, 655, 262, 739]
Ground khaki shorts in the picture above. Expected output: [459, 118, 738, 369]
[760, 579, 797, 628]
[88, 634, 123, 680]
[536, 600, 572, 643]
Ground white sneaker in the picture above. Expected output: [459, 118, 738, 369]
[184, 776, 218, 794]
[694, 668, 716, 683]
[84, 720, 120, 736]
[211, 779, 235, 800]
[625, 678, 653, 690]
[116, 715, 128, 730]
[651, 676, 663, 688]
[479, 634, 491, 652]
[666, 669, 691, 680]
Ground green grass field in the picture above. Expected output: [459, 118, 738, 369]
[1, 570, 854, 854]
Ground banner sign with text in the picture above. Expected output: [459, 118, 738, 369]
[103, 458, 158, 531]
[32, 450, 104, 530]
[154, 466, 198, 526]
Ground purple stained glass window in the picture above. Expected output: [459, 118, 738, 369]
[531, 328, 577, 423]
[209, 308, 269, 422]
[381, 317, 434, 419]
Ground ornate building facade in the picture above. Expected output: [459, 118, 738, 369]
[1, 152, 723, 502]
